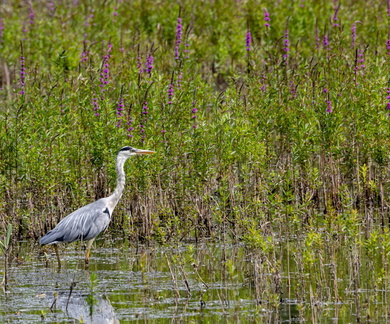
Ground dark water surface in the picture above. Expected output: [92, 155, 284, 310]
[0, 239, 371, 323]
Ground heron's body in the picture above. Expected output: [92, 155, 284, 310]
[39, 146, 155, 266]
[39, 199, 111, 245]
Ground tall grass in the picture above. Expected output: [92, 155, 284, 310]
[0, 0, 389, 248]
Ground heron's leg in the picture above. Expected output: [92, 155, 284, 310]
[54, 245, 61, 268]
[85, 238, 95, 264]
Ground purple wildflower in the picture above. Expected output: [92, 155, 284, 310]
[260, 75, 267, 93]
[176, 72, 183, 89]
[48, 2, 56, 15]
[325, 100, 333, 113]
[141, 101, 149, 115]
[145, 53, 154, 76]
[351, 22, 359, 48]
[80, 35, 89, 67]
[175, 17, 183, 60]
[246, 30, 252, 52]
[92, 93, 99, 116]
[191, 101, 198, 129]
[323, 87, 332, 112]
[137, 55, 143, 74]
[85, 12, 94, 27]
[0, 19, 4, 43]
[116, 97, 124, 127]
[167, 83, 174, 104]
[283, 29, 290, 58]
[99, 44, 112, 95]
[29, 6, 35, 25]
[139, 124, 145, 142]
[354, 48, 365, 84]
[332, 4, 340, 27]
[139, 101, 149, 142]
[80, 50, 88, 64]
[322, 35, 329, 50]
[386, 39, 390, 55]
[264, 9, 270, 28]
[290, 81, 297, 98]
[357, 48, 365, 69]
[19, 56, 26, 95]
[80, 48, 88, 65]
[113, 7, 118, 16]
[184, 43, 190, 59]
[127, 119, 134, 137]
[388, 0, 390, 16]
[386, 88, 390, 114]
[22, 22, 28, 36]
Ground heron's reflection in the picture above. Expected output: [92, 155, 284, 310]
[48, 291, 119, 324]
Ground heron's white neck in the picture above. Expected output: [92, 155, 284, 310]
[109, 154, 129, 208]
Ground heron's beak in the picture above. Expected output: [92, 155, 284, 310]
[135, 149, 156, 154]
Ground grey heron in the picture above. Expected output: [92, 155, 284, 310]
[39, 146, 155, 266]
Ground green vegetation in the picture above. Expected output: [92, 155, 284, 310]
[1, 0, 390, 321]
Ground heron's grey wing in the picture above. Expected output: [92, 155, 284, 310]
[39, 199, 111, 245]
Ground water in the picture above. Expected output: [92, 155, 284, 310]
[0, 239, 386, 322]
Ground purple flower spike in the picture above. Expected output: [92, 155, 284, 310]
[283, 29, 290, 58]
[137, 55, 143, 74]
[167, 83, 174, 104]
[246, 30, 252, 52]
[326, 100, 333, 113]
[332, 3, 340, 27]
[175, 17, 183, 60]
[323, 35, 329, 50]
[116, 97, 125, 127]
[260, 75, 267, 93]
[177, 72, 183, 89]
[142, 101, 149, 114]
[191, 101, 198, 129]
[184, 43, 190, 59]
[99, 44, 113, 95]
[145, 54, 154, 76]
[92, 93, 100, 116]
[139, 101, 149, 142]
[80, 50, 88, 64]
[354, 48, 365, 78]
[264, 9, 270, 27]
[127, 118, 134, 137]
[388, 0, 390, 16]
[29, 6, 35, 25]
[0, 19, 4, 43]
[351, 21, 362, 49]
[19, 56, 26, 95]
[290, 81, 297, 98]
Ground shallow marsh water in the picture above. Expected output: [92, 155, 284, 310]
[0, 237, 388, 323]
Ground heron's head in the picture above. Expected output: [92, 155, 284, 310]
[118, 146, 156, 158]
